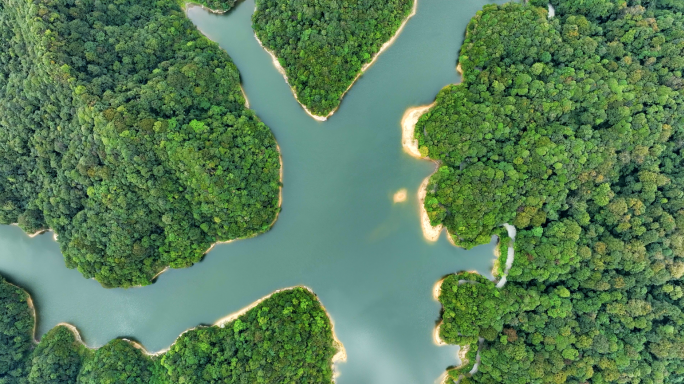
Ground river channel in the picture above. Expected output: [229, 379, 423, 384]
[0, 0, 507, 383]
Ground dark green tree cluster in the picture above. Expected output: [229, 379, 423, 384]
[0, 276, 33, 384]
[252, 0, 414, 116]
[0, 0, 281, 288]
[28, 327, 89, 384]
[0, 275, 339, 384]
[423, 1, 684, 382]
[159, 287, 338, 383]
[439, 272, 503, 346]
[77, 339, 153, 384]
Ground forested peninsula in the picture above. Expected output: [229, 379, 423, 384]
[0, 0, 281, 288]
[0, 275, 341, 384]
[252, 0, 415, 119]
[414, 0, 684, 382]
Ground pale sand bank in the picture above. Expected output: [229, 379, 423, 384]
[401, 103, 435, 158]
[433, 322, 446, 346]
[432, 278, 444, 301]
[240, 85, 250, 108]
[393, 188, 408, 203]
[402, 60, 468, 244]
[418, 175, 442, 242]
[253, 0, 419, 121]
[12, 224, 58, 241]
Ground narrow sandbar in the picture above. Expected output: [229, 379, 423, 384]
[240, 85, 250, 108]
[401, 103, 435, 158]
[400, 102, 448, 243]
[432, 278, 444, 301]
[32, 285, 345, 372]
[418, 175, 442, 242]
[433, 322, 446, 346]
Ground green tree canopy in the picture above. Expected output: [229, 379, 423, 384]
[428, 1, 684, 382]
[252, 0, 414, 116]
[0, 0, 281, 288]
[0, 275, 340, 384]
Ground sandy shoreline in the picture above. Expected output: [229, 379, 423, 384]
[432, 278, 444, 301]
[240, 85, 250, 108]
[433, 322, 446, 346]
[432, 223, 516, 381]
[401, 104, 455, 244]
[401, 103, 435, 158]
[11, 223, 58, 241]
[402, 51, 468, 244]
[252, 0, 419, 121]
[418, 175, 443, 242]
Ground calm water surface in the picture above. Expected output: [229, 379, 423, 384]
[0, 1, 506, 383]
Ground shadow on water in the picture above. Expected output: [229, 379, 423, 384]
[0, 0, 508, 383]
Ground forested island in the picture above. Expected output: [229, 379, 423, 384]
[252, 0, 415, 118]
[0, 275, 341, 383]
[0, 0, 281, 288]
[415, 0, 684, 382]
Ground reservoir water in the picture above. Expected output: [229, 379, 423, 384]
[0, 1, 505, 383]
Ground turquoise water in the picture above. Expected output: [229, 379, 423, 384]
[0, 1, 506, 383]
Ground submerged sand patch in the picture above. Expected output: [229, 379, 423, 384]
[393, 188, 408, 203]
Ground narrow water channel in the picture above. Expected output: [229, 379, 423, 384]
[0, 0, 506, 383]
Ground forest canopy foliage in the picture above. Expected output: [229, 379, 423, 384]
[0, 275, 339, 384]
[0, 276, 33, 384]
[0, 0, 281, 288]
[420, 0, 684, 382]
[252, 0, 414, 116]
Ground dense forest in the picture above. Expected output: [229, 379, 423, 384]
[252, 0, 414, 117]
[0, 276, 33, 384]
[0, 275, 339, 383]
[0, 0, 281, 288]
[420, 0, 684, 382]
